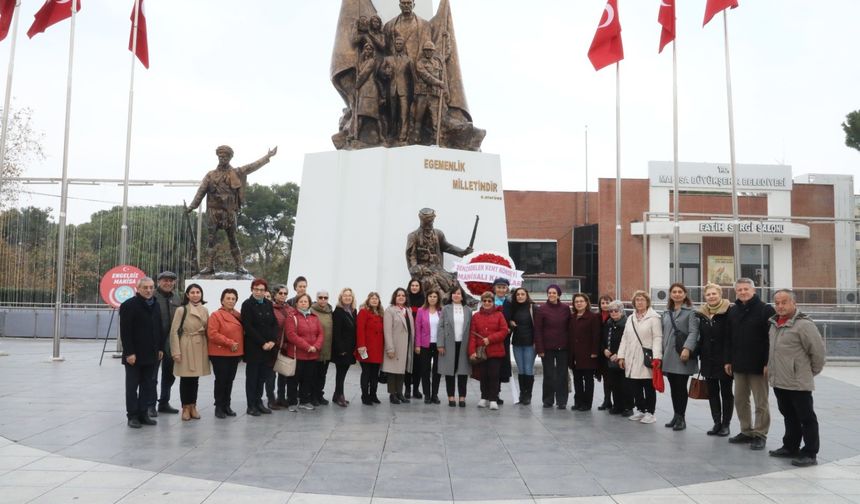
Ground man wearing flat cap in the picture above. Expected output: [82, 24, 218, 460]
[147, 271, 182, 416]
[187, 145, 277, 274]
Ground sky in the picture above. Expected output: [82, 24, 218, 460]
[1, 0, 858, 224]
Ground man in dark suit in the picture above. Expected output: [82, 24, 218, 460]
[120, 277, 165, 428]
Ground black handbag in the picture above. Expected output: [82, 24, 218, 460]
[669, 312, 687, 355]
[631, 320, 653, 369]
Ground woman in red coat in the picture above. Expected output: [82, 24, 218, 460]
[356, 291, 385, 405]
[568, 293, 602, 411]
[283, 293, 324, 411]
[469, 291, 510, 410]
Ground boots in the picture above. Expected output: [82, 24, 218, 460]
[517, 375, 525, 404]
[665, 413, 680, 428]
[520, 375, 533, 405]
[181, 405, 191, 421]
[673, 415, 686, 431]
[214, 406, 227, 419]
[189, 404, 201, 420]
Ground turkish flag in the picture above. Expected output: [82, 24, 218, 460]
[588, 0, 623, 71]
[658, 0, 675, 53]
[703, 0, 738, 27]
[27, 0, 81, 39]
[129, 0, 148, 68]
[0, 0, 16, 42]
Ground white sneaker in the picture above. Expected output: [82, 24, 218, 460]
[478, 399, 489, 408]
[640, 413, 657, 424]
[489, 401, 499, 410]
[298, 403, 315, 411]
[628, 411, 645, 421]
[287, 405, 298, 412]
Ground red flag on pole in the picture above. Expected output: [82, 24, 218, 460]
[27, 0, 81, 39]
[658, 0, 675, 53]
[129, 0, 148, 68]
[703, 0, 738, 27]
[0, 0, 16, 42]
[588, 0, 623, 71]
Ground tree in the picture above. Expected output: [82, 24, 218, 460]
[842, 110, 860, 152]
[237, 182, 300, 282]
[0, 107, 47, 210]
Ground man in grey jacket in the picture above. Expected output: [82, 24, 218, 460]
[766, 289, 825, 467]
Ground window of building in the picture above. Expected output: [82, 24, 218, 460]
[508, 241, 557, 275]
[740, 244, 770, 289]
[670, 243, 702, 301]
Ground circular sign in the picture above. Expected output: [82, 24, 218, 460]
[454, 251, 523, 299]
[99, 265, 147, 308]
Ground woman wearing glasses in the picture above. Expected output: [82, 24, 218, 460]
[601, 300, 632, 416]
[469, 291, 510, 410]
[311, 290, 334, 406]
[241, 278, 279, 416]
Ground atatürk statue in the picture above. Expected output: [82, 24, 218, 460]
[330, 0, 485, 151]
[406, 208, 473, 295]
[187, 145, 277, 275]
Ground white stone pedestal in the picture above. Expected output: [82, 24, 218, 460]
[186, 278, 254, 303]
[289, 146, 508, 301]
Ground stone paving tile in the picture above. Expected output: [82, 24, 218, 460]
[202, 482, 291, 504]
[0, 486, 50, 504]
[372, 475, 453, 500]
[0, 468, 82, 487]
[27, 486, 132, 504]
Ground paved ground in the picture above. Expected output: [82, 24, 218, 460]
[1, 337, 860, 503]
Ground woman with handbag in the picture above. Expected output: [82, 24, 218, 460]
[696, 283, 734, 436]
[568, 293, 601, 411]
[414, 289, 443, 404]
[437, 285, 472, 407]
[270, 285, 293, 410]
[509, 287, 537, 405]
[469, 291, 510, 411]
[331, 288, 358, 407]
[660, 283, 701, 431]
[601, 300, 632, 416]
[534, 284, 571, 409]
[208, 288, 244, 419]
[170, 283, 210, 421]
[283, 293, 324, 411]
[617, 290, 662, 424]
[356, 292, 385, 405]
[383, 287, 416, 404]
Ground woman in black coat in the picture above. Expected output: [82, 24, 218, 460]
[331, 288, 358, 407]
[696, 283, 733, 436]
[241, 278, 279, 416]
[601, 300, 632, 416]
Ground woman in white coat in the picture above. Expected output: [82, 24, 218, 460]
[617, 290, 663, 424]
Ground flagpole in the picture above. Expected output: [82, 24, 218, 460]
[584, 125, 589, 224]
[615, 62, 622, 300]
[671, 37, 680, 285]
[51, 0, 78, 362]
[120, 0, 141, 266]
[723, 10, 741, 282]
[0, 0, 21, 205]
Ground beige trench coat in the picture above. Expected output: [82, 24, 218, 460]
[382, 305, 415, 375]
[170, 303, 211, 378]
[617, 308, 663, 380]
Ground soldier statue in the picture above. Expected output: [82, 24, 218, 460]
[412, 41, 446, 144]
[406, 208, 473, 295]
[187, 145, 278, 275]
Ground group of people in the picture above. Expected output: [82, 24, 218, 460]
[120, 273, 825, 468]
